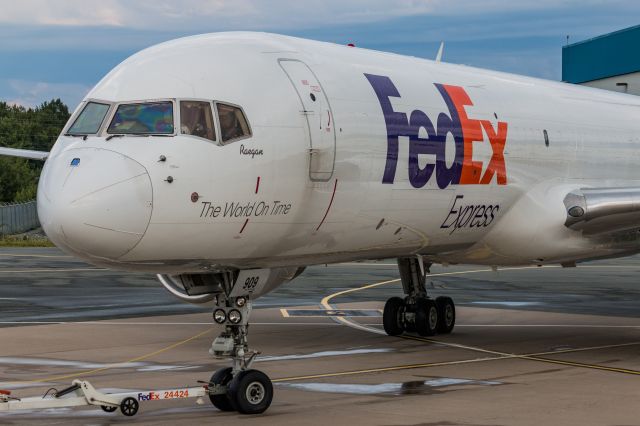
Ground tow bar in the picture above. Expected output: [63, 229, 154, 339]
[0, 379, 222, 417]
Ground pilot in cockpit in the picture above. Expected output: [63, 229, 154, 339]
[180, 103, 208, 138]
[219, 107, 243, 141]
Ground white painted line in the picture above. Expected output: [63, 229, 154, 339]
[336, 263, 397, 267]
[578, 265, 640, 269]
[471, 301, 543, 307]
[0, 253, 72, 258]
[456, 324, 640, 328]
[0, 321, 340, 326]
[321, 270, 640, 359]
[363, 323, 640, 329]
[0, 268, 107, 273]
[257, 348, 392, 362]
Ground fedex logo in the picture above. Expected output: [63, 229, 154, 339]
[364, 74, 508, 189]
[138, 391, 160, 401]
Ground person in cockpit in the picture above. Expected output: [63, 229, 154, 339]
[219, 107, 243, 141]
[181, 103, 208, 138]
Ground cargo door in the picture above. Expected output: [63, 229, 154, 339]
[279, 59, 336, 181]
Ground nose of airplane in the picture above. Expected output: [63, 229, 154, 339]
[38, 147, 153, 260]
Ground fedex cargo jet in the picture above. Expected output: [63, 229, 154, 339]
[2, 32, 640, 414]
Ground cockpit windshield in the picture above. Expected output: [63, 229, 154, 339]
[180, 101, 216, 141]
[107, 102, 174, 135]
[67, 102, 110, 135]
[217, 103, 251, 143]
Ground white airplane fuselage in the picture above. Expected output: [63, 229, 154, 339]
[37, 32, 640, 275]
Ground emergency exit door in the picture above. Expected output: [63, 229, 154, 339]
[279, 59, 336, 181]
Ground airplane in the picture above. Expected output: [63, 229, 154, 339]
[2, 31, 640, 415]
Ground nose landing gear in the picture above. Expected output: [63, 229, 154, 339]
[383, 258, 456, 337]
[208, 295, 273, 414]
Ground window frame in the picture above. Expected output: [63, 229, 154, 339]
[105, 99, 177, 136]
[178, 99, 218, 143]
[63, 98, 252, 144]
[64, 99, 113, 136]
[214, 101, 252, 145]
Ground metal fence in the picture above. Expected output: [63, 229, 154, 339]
[0, 200, 39, 236]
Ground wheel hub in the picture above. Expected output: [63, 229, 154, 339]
[445, 305, 454, 326]
[429, 307, 438, 329]
[246, 381, 265, 405]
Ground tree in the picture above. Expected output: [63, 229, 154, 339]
[0, 99, 70, 202]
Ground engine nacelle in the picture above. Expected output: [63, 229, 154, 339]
[157, 266, 305, 305]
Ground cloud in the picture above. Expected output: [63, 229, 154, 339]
[0, 0, 431, 29]
[1, 0, 639, 107]
[0, 0, 125, 27]
[1, 79, 90, 108]
[1, 0, 626, 30]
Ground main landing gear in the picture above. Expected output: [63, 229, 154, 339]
[383, 257, 456, 337]
[208, 295, 273, 414]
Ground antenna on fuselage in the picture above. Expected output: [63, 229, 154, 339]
[435, 41, 444, 63]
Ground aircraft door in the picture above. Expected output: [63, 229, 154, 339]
[279, 59, 336, 181]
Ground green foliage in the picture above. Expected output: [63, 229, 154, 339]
[0, 99, 70, 202]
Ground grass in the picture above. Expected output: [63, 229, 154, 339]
[0, 235, 55, 247]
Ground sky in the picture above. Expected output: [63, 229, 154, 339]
[0, 0, 639, 108]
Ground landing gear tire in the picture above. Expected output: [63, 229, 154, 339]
[383, 297, 405, 336]
[100, 405, 117, 413]
[209, 367, 235, 412]
[120, 397, 139, 417]
[415, 298, 438, 336]
[228, 369, 273, 415]
[435, 296, 455, 334]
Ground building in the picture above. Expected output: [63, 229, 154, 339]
[562, 24, 640, 95]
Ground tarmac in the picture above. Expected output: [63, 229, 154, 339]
[0, 248, 639, 425]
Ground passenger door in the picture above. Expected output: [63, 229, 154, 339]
[279, 59, 336, 181]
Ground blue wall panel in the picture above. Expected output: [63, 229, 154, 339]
[562, 25, 640, 83]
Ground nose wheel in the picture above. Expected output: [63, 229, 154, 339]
[383, 258, 456, 337]
[228, 369, 273, 414]
[207, 295, 274, 414]
[208, 367, 235, 411]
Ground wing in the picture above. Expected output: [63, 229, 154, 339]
[564, 187, 640, 234]
[0, 147, 49, 161]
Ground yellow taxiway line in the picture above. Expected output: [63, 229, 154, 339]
[320, 268, 640, 378]
[9, 263, 640, 386]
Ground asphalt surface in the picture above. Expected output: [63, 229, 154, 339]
[2, 247, 640, 323]
[0, 248, 639, 425]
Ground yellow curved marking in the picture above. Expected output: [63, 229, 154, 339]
[273, 341, 640, 382]
[517, 355, 640, 376]
[320, 265, 564, 311]
[272, 355, 503, 382]
[15, 328, 213, 384]
[11, 263, 640, 386]
[320, 266, 640, 377]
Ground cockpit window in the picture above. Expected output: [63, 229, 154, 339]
[107, 102, 174, 135]
[67, 102, 110, 135]
[216, 103, 251, 143]
[180, 101, 216, 141]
